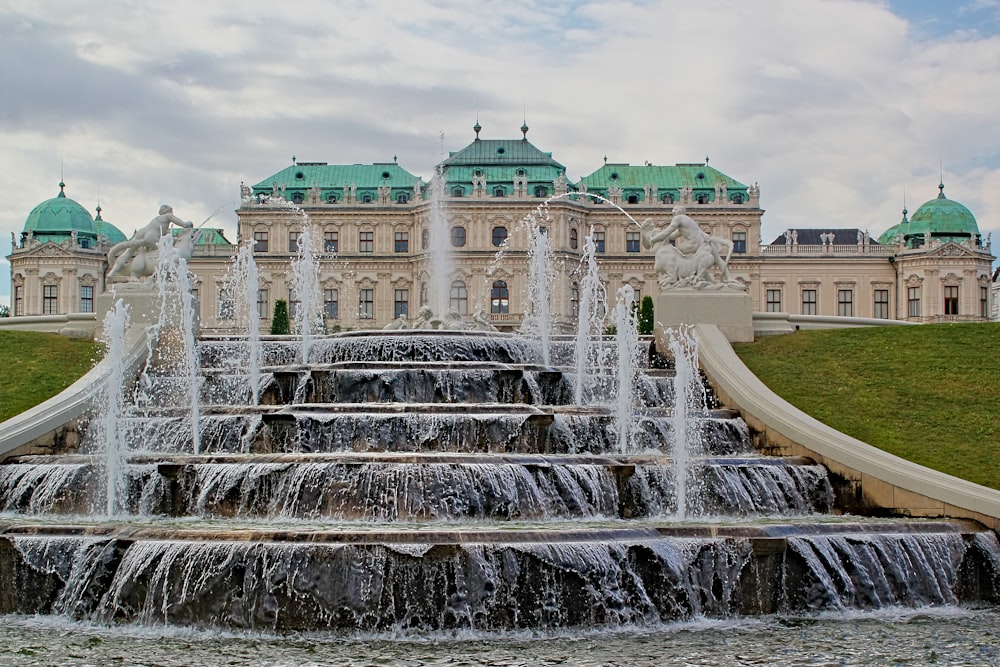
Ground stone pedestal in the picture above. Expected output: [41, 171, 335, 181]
[654, 289, 753, 344]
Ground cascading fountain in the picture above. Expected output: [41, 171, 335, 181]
[290, 221, 321, 364]
[427, 168, 454, 318]
[98, 299, 130, 517]
[226, 242, 262, 404]
[572, 228, 606, 405]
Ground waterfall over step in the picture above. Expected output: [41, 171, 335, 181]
[1, 330, 998, 634]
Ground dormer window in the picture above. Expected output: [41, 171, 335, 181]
[732, 193, 744, 204]
[452, 186, 464, 197]
[493, 186, 505, 197]
[534, 186, 548, 198]
[361, 193, 373, 203]
[396, 192, 409, 204]
[661, 193, 674, 204]
[696, 193, 709, 204]
[626, 194, 639, 204]
[292, 192, 304, 204]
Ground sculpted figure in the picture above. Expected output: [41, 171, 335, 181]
[640, 207, 740, 290]
[471, 309, 498, 332]
[442, 309, 468, 330]
[411, 306, 443, 330]
[383, 315, 410, 330]
[107, 205, 194, 281]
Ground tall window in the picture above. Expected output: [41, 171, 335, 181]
[492, 226, 508, 247]
[219, 288, 234, 320]
[450, 280, 468, 314]
[394, 289, 409, 318]
[801, 289, 817, 315]
[253, 231, 268, 253]
[766, 289, 782, 313]
[394, 231, 409, 253]
[450, 226, 466, 247]
[257, 289, 269, 320]
[14, 285, 23, 316]
[570, 282, 579, 317]
[42, 285, 58, 315]
[944, 285, 959, 315]
[79, 285, 94, 313]
[981, 286, 989, 318]
[359, 288, 374, 319]
[626, 230, 640, 253]
[874, 289, 889, 319]
[907, 287, 921, 318]
[288, 231, 301, 253]
[569, 228, 579, 250]
[324, 231, 339, 253]
[732, 231, 747, 254]
[594, 231, 606, 253]
[838, 289, 854, 317]
[324, 289, 339, 319]
[491, 280, 509, 314]
[359, 231, 374, 253]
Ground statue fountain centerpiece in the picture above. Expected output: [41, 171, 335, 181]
[106, 205, 197, 282]
[642, 206, 754, 342]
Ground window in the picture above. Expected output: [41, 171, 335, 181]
[661, 193, 674, 204]
[492, 226, 508, 247]
[450, 227, 466, 247]
[732, 231, 747, 254]
[257, 289, 269, 320]
[766, 289, 782, 313]
[944, 285, 959, 315]
[327, 193, 338, 203]
[14, 285, 23, 316]
[289, 231, 300, 253]
[626, 194, 639, 204]
[696, 193, 709, 204]
[874, 289, 889, 319]
[491, 281, 509, 314]
[421, 229, 430, 250]
[361, 193, 373, 203]
[43, 285, 58, 315]
[570, 282, 579, 317]
[450, 280, 468, 315]
[359, 288, 374, 319]
[981, 286, 989, 318]
[802, 289, 817, 315]
[732, 193, 744, 204]
[396, 192, 409, 204]
[324, 231, 339, 253]
[534, 186, 548, 198]
[80, 285, 94, 313]
[359, 231, 374, 253]
[394, 289, 409, 319]
[324, 289, 339, 319]
[452, 186, 464, 197]
[838, 289, 854, 317]
[594, 231, 606, 253]
[253, 231, 268, 253]
[907, 287, 921, 318]
[626, 230, 640, 253]
[493, 186, 505, 197]
[394, 231, 409, 253]
[219, 288, 234, 320]
[289, 295, 300, 320]
[569, 228, 578, 250]
[291, 192, 304, 205]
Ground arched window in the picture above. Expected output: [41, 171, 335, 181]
[661, 193, 674, 204]
[491, 281, 509, 314]
[450, 280, 468, 314]
[291, 192, 304, 205]
[570, 228, 579, 250]
[492, 226, 508, 247]
[450, 226, 467, 247]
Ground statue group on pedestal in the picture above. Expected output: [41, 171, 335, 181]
[641, 207, 744, 290]
[106, 205, 196, 281]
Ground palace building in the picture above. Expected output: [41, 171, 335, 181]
[7, 123, 996, 331]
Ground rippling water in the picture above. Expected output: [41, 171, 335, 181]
[1, 607, 998, 666]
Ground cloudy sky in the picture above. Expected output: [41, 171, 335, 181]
[3, 0, 1000, 307]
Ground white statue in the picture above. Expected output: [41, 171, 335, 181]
[411, 306, 442, 330]
[442, 309, 468, 330]
[471, 310, 498, 332]
[106, 205, 195, 281]
[383, 315, 410, 330]
[640, 207, 742, 290]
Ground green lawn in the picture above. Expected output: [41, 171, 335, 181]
[0, 330, 105, 423]
[733, 323, 1000, 490]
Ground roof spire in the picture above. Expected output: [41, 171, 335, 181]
[473, 118, 481, 140]
[901, 185, 908, 221]
[938, 160, 945, 198]
[58, 180, 66, 198]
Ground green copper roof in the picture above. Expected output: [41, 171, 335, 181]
[577, 163, 748, 202]
[172, 227, 235, 246]
[22, 182, 97, 241]
[905, 183, 979, 241]
[441, 138, 566, 170]
[94, 206, 127, 244]
[251, 162, 424, 197]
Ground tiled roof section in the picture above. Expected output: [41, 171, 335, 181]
[768, 229, 876, 245]
[577, 163, 747, 197]
[251, 162, 424, 193]
[172, 227, 235, 246]
[441, 139, 565, 169]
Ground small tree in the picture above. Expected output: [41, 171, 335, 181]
[637, 296, 655, 335]
[0, 304, 9, 318]
[270, 299, 290, 335]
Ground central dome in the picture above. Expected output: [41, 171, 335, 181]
[907, 183, 979, 241]
[22, 182, 97, 244]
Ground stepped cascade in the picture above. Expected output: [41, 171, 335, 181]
[1, 329, 998, 634]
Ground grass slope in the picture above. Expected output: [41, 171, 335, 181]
[0, 330, 105, 423]
[733, 323, 1000, 490]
